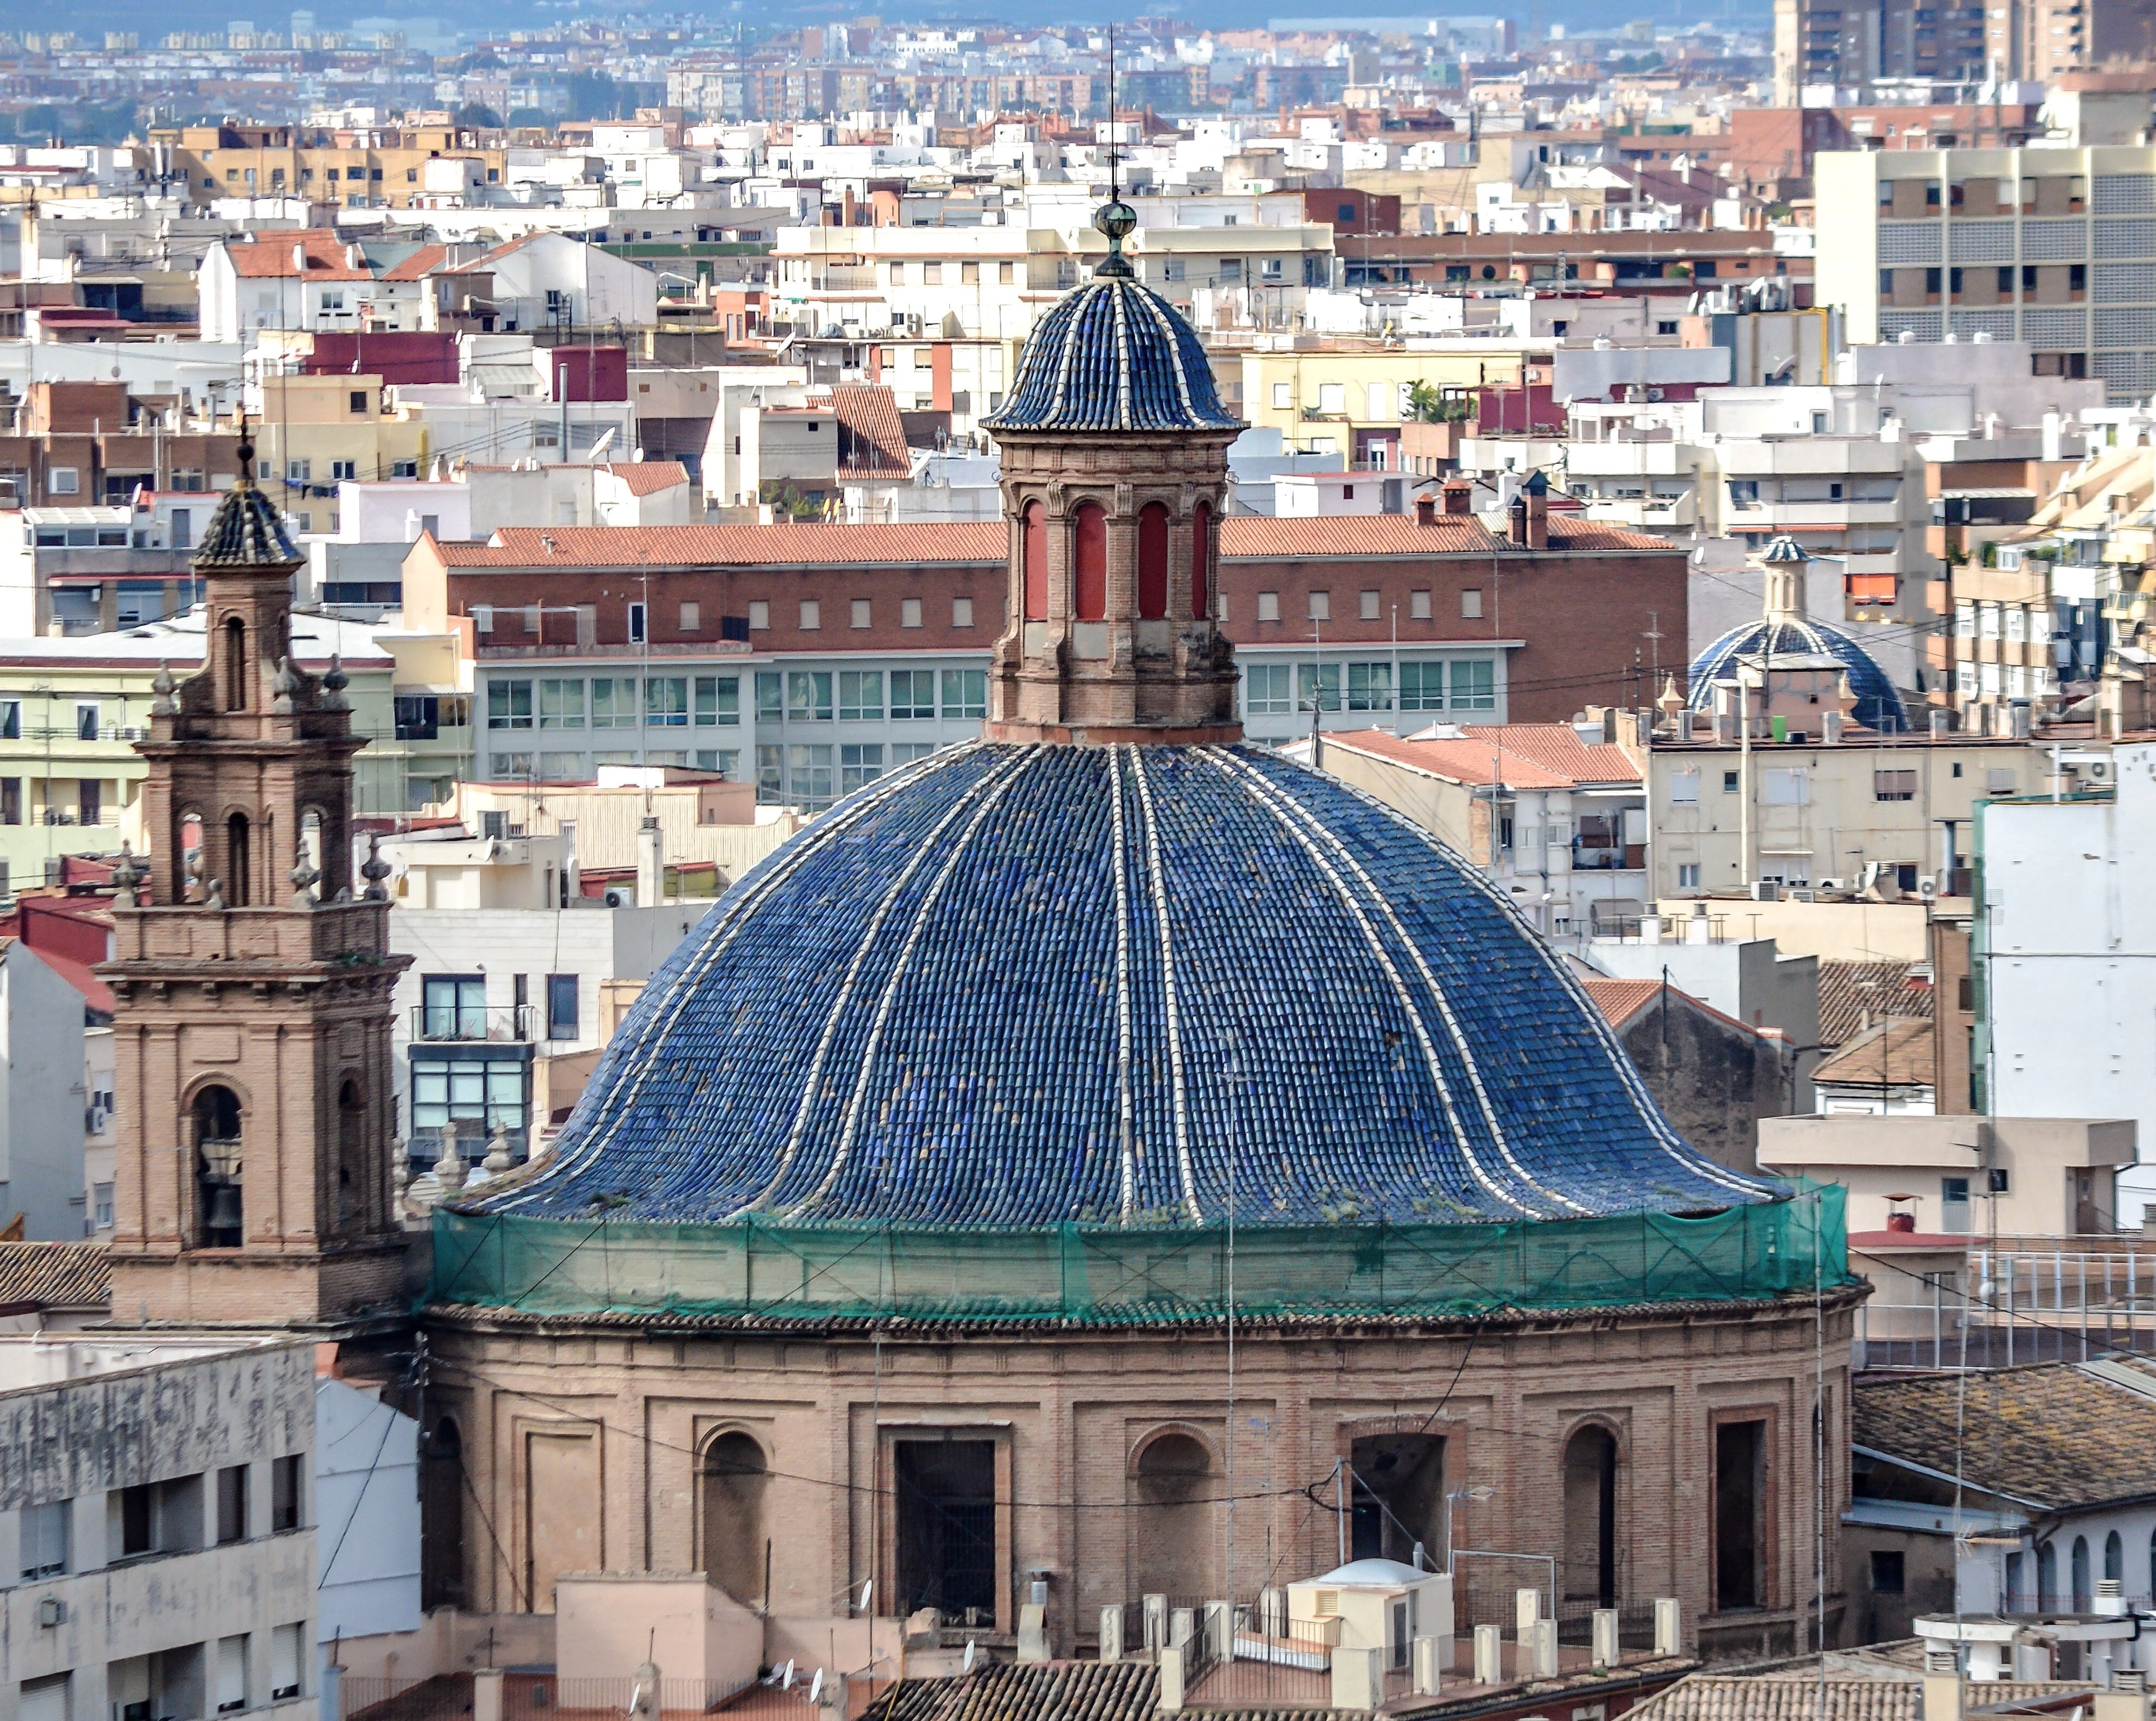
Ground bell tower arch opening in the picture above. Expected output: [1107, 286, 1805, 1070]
[192, 1083, 244, 1248]
[223, 615, 247, 710]
[1562, 1423, 1620, 1609]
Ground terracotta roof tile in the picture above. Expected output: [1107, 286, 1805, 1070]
[378, 243, 451, 282]
[1455, 722, 1641, 783]
[1321, 723, 1638, 790]
[1853, 1360, 2156, 1511]
[1818, 960, 1935, 1047]
[1218, 515, 1679, 559]
[1810, 1018, 1933, 1089]
[1582, 976, 1663, 1028]
[599, 461, 690, 497]
[832, 385, 910, 480]
[0, 1241, 109, 1311]
[223, 229, 372, 282]
[1628, 1676, 2087, 1721]
[867, 1661, 1163, 1721]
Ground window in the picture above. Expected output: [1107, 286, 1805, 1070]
[645, 677, 689, 727]
[1461, 589, 1484, 619]
[1409, 590, 1433, 620]
[1318, 383, 1345, 413]
[1986, 767, 2016, 794]
[0, 701, 16, 739]
[1723, 770, 1741, 793]
[756, 745, 783, 803]
[962, 261, 980, 284]
[787, 743, 835, 810]
[1671, 768, 1701, 805]
[1955, 602, 1975, 638]
[1245, 664, 1292, 714]
[1347, 663, 1392, 711]
[47, 467, 78, 495]
[1257, 592, 1281, 623]
[694, 677, 738, 727]
[788, 672, 834, 722]
[1399, 663, 1445, 712]
[756, 672, 783, 723]
[270, 1453, 302, 1533]
[331, 459, 358, 482]
[19, 1499, 67, 1577]
[217, 1635, 249, 1714]
[1000, 262, 1014, 284]
[1870, 1551, 1905, 1593]
[1762, 767, 1809, 805]
[952, 597, 975, 628]
[76, 703, 99, 742]
[627, 602, 647, 644]
[216, 1465, 247, 1545]
[841, 743, 884, 792]
[800, 600, 822, 631]
[285, 459, 311, 485]
[1874, 769, 1917, 802]
[1359, 590, 1381, 621]
[940, 669, 987, 719]
[271, 1623, 304, 1702]
[422, 975, 488, 1040]
[748, 600, 770, 631]
[546, 975, 578, 1041]
[1942, 1175, 1972, 1233]
[1308, 591, 1331, 623]
[840, 671, 885, 721]
[1450, 660, 1495, 710]
[901, 597, 923, 629]
[889, 262, 906, 284]
[1297, 663, 1343, 713]
[591, 679, 635, 728]
[851, 598, 872, 630]
[539, 679, 585, 729]
[680, 602, 701, 632]
[892, 671, 936, 719]
[1678, 863, 1702, 889]
[1272, 382, 1292, 409]
[1713, 1419, 1766, 1610]
[487, 680, 533, 730]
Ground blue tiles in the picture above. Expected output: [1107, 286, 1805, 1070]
[472, 745, 1779, 1231]
[983, 278, 1242, 434]
[1687, 617, 1911, 733]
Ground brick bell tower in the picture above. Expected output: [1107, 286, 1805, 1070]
[103, 433, 410, 1326]
[980, 195, 1246, 743]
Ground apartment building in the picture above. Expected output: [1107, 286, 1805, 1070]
[1816, 146, 2156, 404]
[152, 122, 509, 213]
[0, 1333, 318, 1721]
[1240, 342, 1543, 469]
[401, 509, 1687, 800]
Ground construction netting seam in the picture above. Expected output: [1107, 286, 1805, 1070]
[426, 1184, 1852, 1324]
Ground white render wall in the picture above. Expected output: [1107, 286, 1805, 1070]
[0, 941, 89, 1240]
[1982, 741, 2156, 1218]
[314, 1377, 420, 1645]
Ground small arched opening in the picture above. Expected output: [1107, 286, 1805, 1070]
[1137, 502, 1169, 621]
[2106, 1529, 2124, 1588]
[1021, 500, 1048, 620]
[337, 1077, 366, 1228]
[192, 1083, 243, 1248]
[224, 616, 248, 711]
[2038, 1539, 2058, 1609]
[420, 1417, 467, 1610]
[1073, 502, 1108, 622]
[1190, 500, 1214, 621]
[1562, 1424, 1620, 1608]
[1131, 1430, 1213, 1600]
[2072, 1535, 2092, 1611]
[227, 812, 252, 907]
[701, 1431, 770, 1607]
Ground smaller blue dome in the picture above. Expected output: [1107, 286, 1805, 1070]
[984, 275, 1241, 434]
[1687, 617, 1911, 733]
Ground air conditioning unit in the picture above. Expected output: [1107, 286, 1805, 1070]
[1817, 877, 1846, 892]
[1918, 876, 1940, 901]
[1789, 888, 1818, 903]
[601, 887, 633, 908]
[1749, 880, 1780, 902]
[2084, 759, 2116, 783]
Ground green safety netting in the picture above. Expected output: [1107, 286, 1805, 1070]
[427, 1184, 1850, 1324]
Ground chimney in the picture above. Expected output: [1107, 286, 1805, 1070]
[635, 816, 664, 905]
[1415, 494, 1438, 526]
[1511, 469, 1549, 549]
[1441, 476, 1473, 516]
[1822, 709, 1844, 744]
[2010, 698, 2032, 740]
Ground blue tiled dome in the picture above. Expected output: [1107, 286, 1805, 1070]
[1686, 618, 1911, 733]
[476, 745, 1772, 1228]
[983, 275, 1241, 434]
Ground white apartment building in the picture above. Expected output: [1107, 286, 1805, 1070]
[1816, 145, 2156, 404]
[0, 1334, 318, 1721]
[0, 940, 94, 1240]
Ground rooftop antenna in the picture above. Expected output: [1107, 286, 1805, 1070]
[1093, 24, 1136, 281]
[1106, 22, 1118, 200]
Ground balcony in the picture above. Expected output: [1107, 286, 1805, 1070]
[411, 1003, 533, 1044]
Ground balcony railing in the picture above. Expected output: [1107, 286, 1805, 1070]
[410, 1004, 533, 1044]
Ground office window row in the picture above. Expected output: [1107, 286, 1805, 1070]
[1242, 659, 1496, 715]
[14, 1456, 304, 1582]
[488, 675, 741, 731]
[756, 741, 944, 810]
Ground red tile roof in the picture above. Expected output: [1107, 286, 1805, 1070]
[1321, 723, 1639, 789]
[429, 513, 1675, 572]
[833, 384, 910, 479]
[378, 243, 451, 282]
[448, 522, 1008, 569]
[599, 461, 690, 496]
[1580, 976, 1662, 1027]
[223, 229, 372, 282]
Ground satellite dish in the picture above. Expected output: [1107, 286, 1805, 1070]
[809, 1671, 824, 1706]
[963, 1641, 977, 1672]
[860, 1580, 874, 1612]
[781, 1661, 796, 1689]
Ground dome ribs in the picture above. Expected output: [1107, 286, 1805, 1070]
[467, 743, 1778, 1231]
